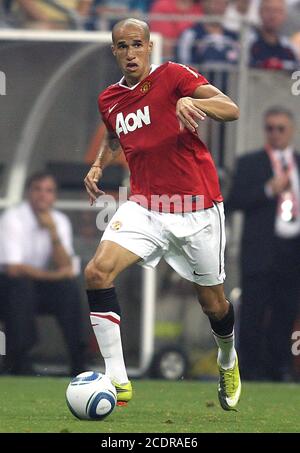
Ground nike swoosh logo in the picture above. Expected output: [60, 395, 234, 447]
[108, 103, 118, 114]
[193, 271, 210, 277]
[91, 323, 99, 327]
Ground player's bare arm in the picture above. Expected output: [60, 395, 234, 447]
[84, 129, 122, 205]
[176, 84, 240, 133]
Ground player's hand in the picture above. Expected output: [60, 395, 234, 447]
[266, 173, 291, 196]
[176, 97, 206, 133]
[84, 165, 105, 206]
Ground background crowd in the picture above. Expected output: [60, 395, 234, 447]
[1, 1, 300, 65]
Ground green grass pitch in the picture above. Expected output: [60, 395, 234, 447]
[0, 377, 300, 433]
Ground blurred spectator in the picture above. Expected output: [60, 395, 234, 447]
[87, 0, 131, 30]
[150, 0, 203, 60]
[3, 0, 92, 29]
[84, 0, 149, 30]
[130, 0, 154, 13]
[224, 0, 260, 32]
[0, 172, 86, 375]
[177, 0, 239, 66]
[249, 0, 298, 71]
[227, 107, 300, 381]
[0, 2, 8, 27]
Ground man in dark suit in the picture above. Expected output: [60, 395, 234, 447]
[227, 106, 300, 381]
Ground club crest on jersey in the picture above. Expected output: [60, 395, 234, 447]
[110, 220, 122, 231]
[140, 81, 151, 93]
[115, 106, 151, 137]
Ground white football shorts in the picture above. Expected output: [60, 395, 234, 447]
[101, 200, 226, 286]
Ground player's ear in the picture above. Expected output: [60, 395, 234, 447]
[148, 41, 153, 54]
[111, 44, 116, 57]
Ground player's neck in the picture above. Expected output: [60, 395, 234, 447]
[124, 65, 151, 88]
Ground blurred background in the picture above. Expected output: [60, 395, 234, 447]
[0, 0, 300, 382]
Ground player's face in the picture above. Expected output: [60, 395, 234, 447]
[28, 177, 57, 213]
[264, 114, 294, 150]
[112, 25, 153, 86]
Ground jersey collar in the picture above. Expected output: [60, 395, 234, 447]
[118, 64, 159, 90]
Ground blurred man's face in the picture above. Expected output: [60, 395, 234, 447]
[28, 177, 57, 213]
[112, 24, 153, 86]
[177, 0, 193, 6]
[202, 0, 229, 16]
[265, 113, 294, 150]
[260, 0, 286, 33]
[236, 0, 251, 14]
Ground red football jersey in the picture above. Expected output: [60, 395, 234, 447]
[98, 61, 223, 212]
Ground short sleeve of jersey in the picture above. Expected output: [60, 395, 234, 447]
[98, 94, 114, 133]
[167, 62, 209, 98]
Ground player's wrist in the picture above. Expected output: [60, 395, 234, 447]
[92, 160, 103, 169]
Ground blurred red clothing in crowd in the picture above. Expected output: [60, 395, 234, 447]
[150, 0, 203, 57]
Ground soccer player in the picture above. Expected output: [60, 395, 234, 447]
[84, 18, 241, 411]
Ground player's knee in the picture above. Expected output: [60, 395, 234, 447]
[201, 301, 216, 319]
[84, 258, 115, 288]
[198, 295, 227, 321]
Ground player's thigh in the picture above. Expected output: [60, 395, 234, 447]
[165, 203, 226, 287]
[95, 201, 167, 276]
[188, 203, 226, 285]
[91, 239, 142, 278]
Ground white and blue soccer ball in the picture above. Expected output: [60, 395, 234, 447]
[66, 371, 117, 420]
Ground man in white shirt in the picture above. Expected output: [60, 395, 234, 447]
[224, 0, 260, 32]
[0, 171, 86, 375]
[227, 107, 300, 381]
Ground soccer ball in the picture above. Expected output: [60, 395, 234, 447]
[66, 371, 117, 420]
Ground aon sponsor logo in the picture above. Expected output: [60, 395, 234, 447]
[116, 106, 151, 137]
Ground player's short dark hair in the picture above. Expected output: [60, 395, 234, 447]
[112, 18, 150, 43]
[26, 171, 57, 190]
[264, 106, 295, 122]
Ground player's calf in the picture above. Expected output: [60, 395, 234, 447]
[195, 284, 228, 320]
[84, 259, 115, 289]
[87, 286, 129, 388]
[195, 285, 237, 369]
[194, 284, 241, 410]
